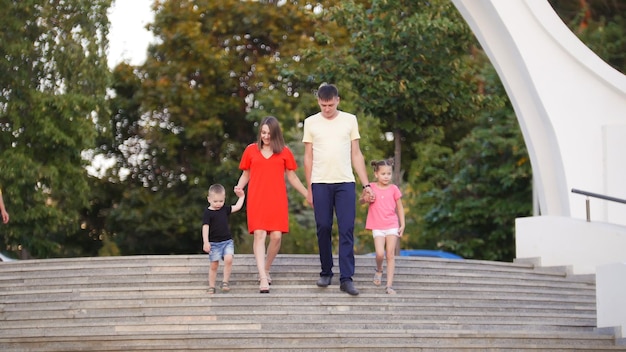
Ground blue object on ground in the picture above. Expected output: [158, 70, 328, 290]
[365, 249, 463, 259]
[399, 249, 463, 259]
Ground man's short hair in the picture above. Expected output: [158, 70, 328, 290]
[317, 83, 339, 101]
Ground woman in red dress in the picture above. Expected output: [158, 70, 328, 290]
[235, 116, 307, 293]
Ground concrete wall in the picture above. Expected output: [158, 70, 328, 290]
[515, 216, 626, 338]
[596, 262, 626, 339]
[515, 216, 626, 275]
[516, 216, 626, 336]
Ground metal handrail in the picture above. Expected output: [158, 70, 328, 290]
[571, 188, 626, 222]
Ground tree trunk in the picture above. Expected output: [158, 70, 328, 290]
[394, 127, 402, 255]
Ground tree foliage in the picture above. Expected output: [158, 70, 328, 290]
[411, 82, 532, 260]
[549, 0, 626, 74]
[319, 0, 496, 193]
[97, 0, 336, 255]
[0, 0, 111, 257]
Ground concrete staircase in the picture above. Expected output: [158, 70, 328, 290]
[0, 254, 624, 351]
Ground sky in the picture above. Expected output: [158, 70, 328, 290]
[107, 0, 155, 68]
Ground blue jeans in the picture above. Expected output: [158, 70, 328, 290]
[312, 182, 356, 283]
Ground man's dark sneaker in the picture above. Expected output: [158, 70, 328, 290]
[340, 280, 359, 296]
[316, 276, 332, 287]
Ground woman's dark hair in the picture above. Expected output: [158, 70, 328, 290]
[370, 158, 394, 172]
[257, 116, 285, 154]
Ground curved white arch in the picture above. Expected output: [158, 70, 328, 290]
[451, 0, 626, 224]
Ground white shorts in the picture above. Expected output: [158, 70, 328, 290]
[372, 228, 400, 238]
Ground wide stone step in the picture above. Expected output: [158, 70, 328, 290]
[0, 309, 597, 327]
[0, 288, 596, 311]
[0, 292, 596, 309]
[0, 277, 596, 297]
[0, 254, 576, 277]
[0, 331, 622, 352]
[1, 302, 596, 321]
[0, 256, 592, 292]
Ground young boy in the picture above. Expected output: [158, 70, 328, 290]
[202, 184, 245, 294]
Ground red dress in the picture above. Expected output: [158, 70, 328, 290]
[239, 144, 298, 234]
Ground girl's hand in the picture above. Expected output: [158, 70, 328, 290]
[361, 188, 375, 203]
[359, 192, 374, 204]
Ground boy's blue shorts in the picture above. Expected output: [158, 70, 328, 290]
[208, 239, 234, 262]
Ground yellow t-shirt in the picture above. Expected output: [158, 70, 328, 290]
[302, 111, 360, 183]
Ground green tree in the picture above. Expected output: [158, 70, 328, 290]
[549, 0, 626, 74]
[0, 0, 111, 258]
[319, 0, 488, 188]
[412, 97, 533, 260]
[98, 0, 336, 255]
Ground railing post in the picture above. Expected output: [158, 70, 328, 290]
[571, 188, 626, 223]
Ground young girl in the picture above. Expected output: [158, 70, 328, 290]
[364, 159, 405, 294]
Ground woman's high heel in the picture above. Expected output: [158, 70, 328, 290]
[266, 272, 272, 285]
[259, 277, 270, 293]
[258, 273, 272, 285]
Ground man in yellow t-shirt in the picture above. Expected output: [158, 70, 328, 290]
[0, 188, 9, 224]
[303, 83, 374, 296]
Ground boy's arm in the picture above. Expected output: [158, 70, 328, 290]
[231, 192, 245, 213]
[202, 224, 211, 253]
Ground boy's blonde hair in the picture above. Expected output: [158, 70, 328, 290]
[208, 184, 225, 196]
